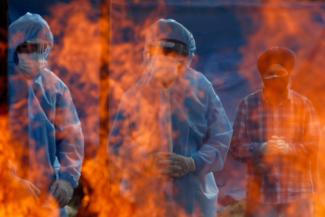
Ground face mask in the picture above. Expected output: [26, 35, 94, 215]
[148, 56, 184, 88]
[262, 64, 290, 94]
[263, 76, 289, 95]
[17, 53, 47, 79]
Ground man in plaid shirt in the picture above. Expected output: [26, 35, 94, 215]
[230, 47, 320, 217]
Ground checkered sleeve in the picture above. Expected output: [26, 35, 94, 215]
[303, 100, 320, 192]
[288, 100, 320, 156]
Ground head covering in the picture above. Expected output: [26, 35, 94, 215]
[8, 12, 53, 66]
[145, 18, 196, 57]
[257, 47, 295, 76]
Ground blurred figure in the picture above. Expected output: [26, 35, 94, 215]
[8, 12, 84, 215]
[230, 47, 319, 217]
[109, 19, 232, 217]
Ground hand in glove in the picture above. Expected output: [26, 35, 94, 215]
[50, 180, 74, 208]
[156, 152, 196, 178]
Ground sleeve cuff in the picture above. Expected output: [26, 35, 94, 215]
[191, 153, 205, 173]
[59, 172, 78, 188]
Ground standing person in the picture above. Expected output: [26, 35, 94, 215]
[8, 12, 84, 216]
[110, 18, 232, 217]
[230, 47, 319, 217]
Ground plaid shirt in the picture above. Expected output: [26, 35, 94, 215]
[230, 90, 319, 204]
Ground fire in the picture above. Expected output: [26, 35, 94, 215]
[2, 0, 324, 216]
[47, 0, 189, 216]
[46, 0, 325, 216]
[0, 115, 59, 216]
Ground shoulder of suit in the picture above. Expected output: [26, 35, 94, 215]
[186, 67, 213, 89]
[40, 68, 69, 92]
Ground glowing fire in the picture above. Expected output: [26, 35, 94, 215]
[0, 115, 59, 216]
[47, 0, 325, 216]
[47, 0, 189, 216]
[2, 0, 324, 216]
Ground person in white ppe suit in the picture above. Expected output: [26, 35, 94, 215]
[8, 12, 84, 216]
[110, 18, 232, 217]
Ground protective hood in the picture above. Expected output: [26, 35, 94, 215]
[8, 12, 53, 67]
[145, 18, 196, 57]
